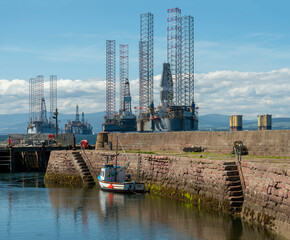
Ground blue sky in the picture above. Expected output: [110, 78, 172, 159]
[0, 0, 290, 117]
[1, 0, 290, 79]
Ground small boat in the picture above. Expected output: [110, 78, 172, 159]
[97, 137, 145, 193]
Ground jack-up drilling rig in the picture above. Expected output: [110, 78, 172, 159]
[27, 75, 58, 134]
[64, 105, 93, 134]
[137, 9, 198, 132]
[102, 42, 136, 132]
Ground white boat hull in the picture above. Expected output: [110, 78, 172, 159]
[98, 177, 145, 193]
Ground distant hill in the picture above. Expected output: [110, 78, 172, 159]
[0, 112, 104, 134]
[199, 114, 290, 131]
[0, 112, 289, 134]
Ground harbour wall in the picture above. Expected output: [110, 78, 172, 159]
[97, 130, 290, 157]
[45, 150, 290, 239]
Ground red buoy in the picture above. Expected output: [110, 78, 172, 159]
[81, 140, 88, 149]
[108, 184, 114, 189]
[48, 134, 54, 140]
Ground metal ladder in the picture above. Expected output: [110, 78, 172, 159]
[0, 148, 12, 172]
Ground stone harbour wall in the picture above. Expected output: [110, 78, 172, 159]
[241, 161, 290, 238]
[45, 150, 290, 239]
[44, 151, 83, 186]
[97, 130, 290, 157]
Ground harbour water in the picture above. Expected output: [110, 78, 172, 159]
[0, 173, 280, 240]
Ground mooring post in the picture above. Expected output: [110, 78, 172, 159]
[9, 147, 15, 173]
[234, 141, 246, 192]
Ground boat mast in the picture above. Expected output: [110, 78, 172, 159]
[115, 136, 118, 182]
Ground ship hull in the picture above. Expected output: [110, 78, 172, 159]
[137, 117, 198, 132]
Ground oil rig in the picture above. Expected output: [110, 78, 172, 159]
[103, 7, 198, 132]
[64, 105, 93, 134]
[102, 43, 137, 132]
[27, 75, 58, 134]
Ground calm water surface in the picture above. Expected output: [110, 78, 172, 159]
[0, 173, 281, 240]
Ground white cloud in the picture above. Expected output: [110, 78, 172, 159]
[0, 68, 290, 118]
[195, 68, 290, 118]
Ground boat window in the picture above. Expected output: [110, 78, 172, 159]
[101, 170, 105, 177]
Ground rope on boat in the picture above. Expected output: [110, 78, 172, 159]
[128, 184, 138, 194]
[118, 139, 130, 164]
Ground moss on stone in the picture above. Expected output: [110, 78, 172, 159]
[44, 173, 84, 187]
[242, 207, 275, 228]
[146, 183, 230, 214]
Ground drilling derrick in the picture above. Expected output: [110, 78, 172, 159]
[119, 44, 129, 114]
[139, 12, 154, 111]
[29, 77, 36, 122]
[35, 75, 44, 121]
[160, 63, 173, 106]
[40, 98, 48, 123]
[181, 15, 194, 106]
[50, 75, 57, 123]
[64, 105, 93, 134]
[82, 112, 85, 124]
[118, 78, 136, 131]
[123, 79, 132, 113]
[106, 40, 116, 119]
[167, 8, 182, 106]
[75, 104, 80, 122]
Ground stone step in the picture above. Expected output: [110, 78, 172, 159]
[230, 206, 242, 212]
[84, 177, 95, 182]
[227, 185, 242, 191]
[76, 160, 85, 164]
[226, 180, 241, 186]
[223, 162, 236, 166]
[224, 170, 239, 176]
[83, 175, 93, 180]
[82, 172, 91, 176]
[229, 196, 244, 202]
[230, 201, 243, 207]
[229, 190, 243, 196]
[85, 178, 94, 182]
[84, 179, 94, 184]
[77, 162, 86, 167]
[224, 165, 238, 171]
[226, 176, 241, 181]
[84, 182, 95, 186]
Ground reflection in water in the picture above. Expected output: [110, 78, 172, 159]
[0, 173, 280, 240]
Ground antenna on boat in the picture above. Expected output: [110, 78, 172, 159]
[115, 136, 118, 182]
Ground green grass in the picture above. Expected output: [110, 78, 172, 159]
[122, 150, 157, 154]
[99, 149, 290, 163]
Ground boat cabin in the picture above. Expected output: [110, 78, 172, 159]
[99, 164, 126, 183]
